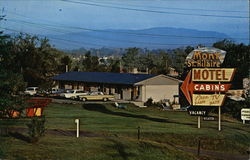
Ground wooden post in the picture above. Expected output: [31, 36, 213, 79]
[197, 139, 201, 156]
[218, 106, 221, 131]
[137, 126, 140, 140]
[247, 147, 250, 160]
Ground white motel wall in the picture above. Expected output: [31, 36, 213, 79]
[135, 75, 180, 102]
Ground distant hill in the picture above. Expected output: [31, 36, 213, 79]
[47, 27, 231, 49]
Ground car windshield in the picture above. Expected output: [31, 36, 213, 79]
[90, 92, 97, 95]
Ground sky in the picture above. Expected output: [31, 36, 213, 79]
[0, 0, 249, 48]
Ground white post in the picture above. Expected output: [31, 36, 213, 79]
[75, 119, 80, 138]
[243, 120, 245, 124]
[198, 116, 201, 128]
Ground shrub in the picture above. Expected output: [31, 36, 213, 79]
[26, 116, 46, 143]
[144, 98, 153, 107]
[222, 97, 250, 120]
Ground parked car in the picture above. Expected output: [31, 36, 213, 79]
[59, 89, 88, 99]
[51, 88, 65, 94]
[35, 89, 50, 97]
[24, 87, 39, 96]
[78, 91, 115, 102]
[49, 88, 65, 97]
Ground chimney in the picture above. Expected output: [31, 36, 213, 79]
[65, 65, 68, 72]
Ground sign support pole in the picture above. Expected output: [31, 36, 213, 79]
[218, 82, 221, 131]
[243, 120, 245, 124]
[198, 116, 201, 128]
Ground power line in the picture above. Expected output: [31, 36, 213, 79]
[81, 0, 248, 13]
[0, 27, 108, 47]
[6, 12, 248, 40]
[2, 25, 214, 50]
[7, 18, 215, 46]
[61, 0, 248, 19]
[2, 27, 211, 49]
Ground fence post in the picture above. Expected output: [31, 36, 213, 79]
[247, 147, 250, 160]
[197, 139, 201, 156]
[137, 126, 140, 140]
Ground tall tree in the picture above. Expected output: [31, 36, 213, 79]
[0, 32, 26, 118]
[60, 55, 72, 72]
[10, 34, 63, 89]
[213, 40, 250, 88]
[122, 47, 140, 72]
[82, 51, 100, 72]
[172, 48, 188, 74]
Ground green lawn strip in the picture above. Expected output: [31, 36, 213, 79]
[1, 102, 250, 157]
[0, 135, 198, 160]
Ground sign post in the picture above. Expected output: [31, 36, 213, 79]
[198, 116, 201, 128]
[218, 106, 221, 131]
[218, 82, 221, 131]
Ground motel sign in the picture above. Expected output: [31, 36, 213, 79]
[181, 47, 235, 130]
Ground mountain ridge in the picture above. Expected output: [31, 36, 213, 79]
[47, 27, 231, 49]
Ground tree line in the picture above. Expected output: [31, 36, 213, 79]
[1, 33, 249, 91]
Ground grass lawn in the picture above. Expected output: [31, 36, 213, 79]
[0, 102, 250, 159]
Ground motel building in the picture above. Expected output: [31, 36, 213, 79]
[52, 71, 180, 102]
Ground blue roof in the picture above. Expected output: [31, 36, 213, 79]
[53, 72, 156, 85]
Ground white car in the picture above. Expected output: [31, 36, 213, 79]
[51, 88, 65, 94]
[24, 87, 39, 96]
[60, 89, 88, 99]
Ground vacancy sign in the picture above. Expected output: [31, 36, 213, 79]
[192, 94, 226, 106]
[192, 68, 235, 82]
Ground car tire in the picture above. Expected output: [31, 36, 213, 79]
[103, 98, 108, 102]
[82, 98, 87, 102]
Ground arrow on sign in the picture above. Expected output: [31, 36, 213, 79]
[181, 71, 232, 105]
[180, 71, 193, 104]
